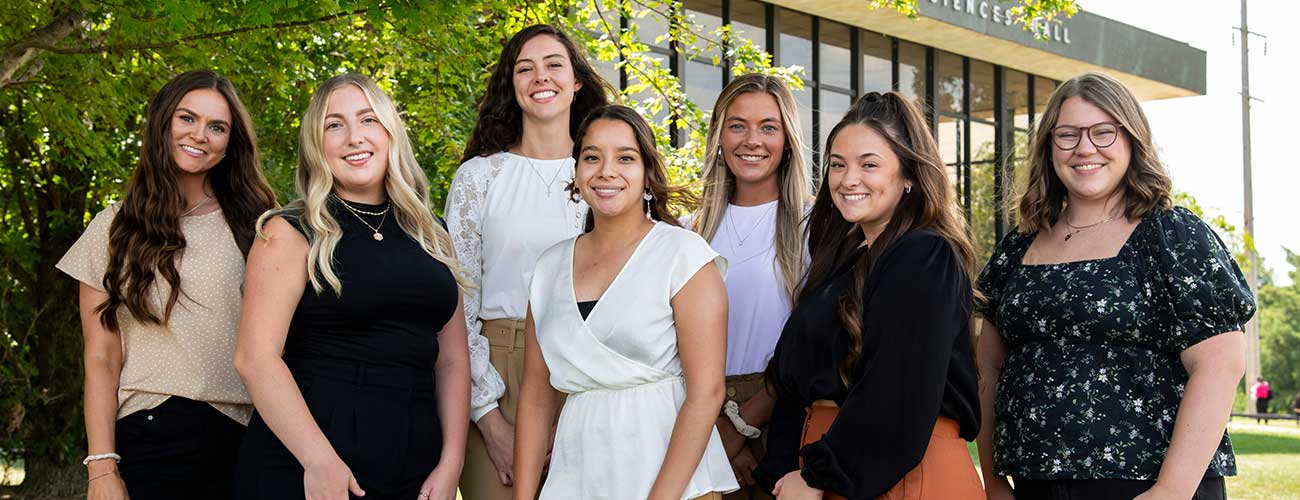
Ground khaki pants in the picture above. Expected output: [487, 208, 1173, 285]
[723, 373, 773, 500]
[461, 318, 529, 500]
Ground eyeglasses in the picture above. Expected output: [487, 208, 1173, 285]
[1050, 122, 1124, 150]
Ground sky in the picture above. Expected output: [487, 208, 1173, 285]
[1078, 1, 1300, 285]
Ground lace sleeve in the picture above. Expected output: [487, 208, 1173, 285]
[446, 156, 507, 422]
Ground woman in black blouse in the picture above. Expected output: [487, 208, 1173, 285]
[975, 72, 1254, 500]
[753, 92, 982, 499]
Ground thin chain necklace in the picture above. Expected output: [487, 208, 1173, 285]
[1062, 211, 1123, 241]
[181, 193, 213, 217]
[332, 194, 390, 216]
[726, 202, 775, 247]
[519, 154, 563, 197]
[334, 195, 390, 241]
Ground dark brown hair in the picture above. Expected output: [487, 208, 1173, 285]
[460, 24, 611, 162]
[802, 91, 978, 385]
[568, 105, 695, 231]
[1017, 72, 1172, 231]
[98, 70, 276, 332]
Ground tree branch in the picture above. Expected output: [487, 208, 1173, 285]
[31, 8, 372, 55]
[0, 8, 84, 88]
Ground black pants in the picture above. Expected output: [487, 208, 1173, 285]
[115, 396, 245, 500]
[1014, 476, 1226, 500]
[233, 358, 442, 499]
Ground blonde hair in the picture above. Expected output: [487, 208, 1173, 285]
[258, 73, 470, 295]
[1016, 72, 1172, 232]
[692, 74, 812, 302]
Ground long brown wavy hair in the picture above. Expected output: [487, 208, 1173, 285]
[460, 24, 611, 162]
[801, 92, 978, 386]
[98, 70, 276, 332]
[1017, 72, 1172, 231]
[568, 105, 696, 232]
[692, 74, 812, 303]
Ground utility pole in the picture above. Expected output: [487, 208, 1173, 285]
[1238, 0, 1263, 408]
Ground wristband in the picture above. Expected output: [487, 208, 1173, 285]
[723, 400, 761, 439]
[83, 453, 121, 466]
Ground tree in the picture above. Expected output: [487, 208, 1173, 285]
[1258, 249, 1300, 414]
[0, 0, 1076, 491]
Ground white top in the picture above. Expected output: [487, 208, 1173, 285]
[529, 223, 739, 499]
[707, 201, 795, 376]
[446, 151, 588, 420]
[57, 205, 252, 424]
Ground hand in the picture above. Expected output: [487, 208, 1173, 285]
[729, 445, 758, 487]
[1133, 482, 1183, 500]
[715, 415, 747, 459]
[773, 470, 822, 500]
[303, 457, 365, 500]
[86, 462, 128, 500]
[983, 475, 1015, 500]
[476, 408, 515, 486]
[416, 464, 459, 500]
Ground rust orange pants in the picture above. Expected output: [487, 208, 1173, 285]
[800, 404, 984, 500]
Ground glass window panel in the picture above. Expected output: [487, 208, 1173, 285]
[897, 41, 927, 110]
[592, 54, 621, 91]
[730, 0, 767, 54]
[637, 6, 670, 49]
[969, 60, 995, 121]
[778, 8, 812, 73]
[684, 0, 723, 59]
[861, 31, 891, 94]
[819, 20, 852, 90]
[820, 90, 852, 154]
[970, 121, 997, 266]
[1033, 76, 1057, 129]
[794, 85, 814, 158]
[936, 50, 964, 116]
[937, 115, 964, 196]
[685, 59, 723, 113]
[1005, 69, 1030, 130]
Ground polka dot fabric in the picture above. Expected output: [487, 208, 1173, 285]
[57, 204, 252, 424]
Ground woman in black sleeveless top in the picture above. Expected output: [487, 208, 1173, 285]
[232, 74, 471, 500]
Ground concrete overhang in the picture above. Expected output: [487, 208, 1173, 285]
[768, 0, 1207, 100]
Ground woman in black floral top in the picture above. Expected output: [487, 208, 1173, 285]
[975, 72, 1255, 500]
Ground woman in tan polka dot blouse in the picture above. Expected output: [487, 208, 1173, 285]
[57, 70, 276, 500]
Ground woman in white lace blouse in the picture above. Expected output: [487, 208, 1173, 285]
[444, 23, 610, 500]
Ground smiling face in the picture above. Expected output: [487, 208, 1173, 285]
[720, 91, 786, 193]
[512, 34, 583, 125]
[575, 118, 647, 221]
[1050, 96, 1132, 205]
[826, 123, 911, 242]
[321, 84, 391, 200]
[169, 89, 232, 176]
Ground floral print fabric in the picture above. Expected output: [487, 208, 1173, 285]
[976, 206, 1255, 480]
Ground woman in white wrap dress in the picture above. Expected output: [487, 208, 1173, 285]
[513, 105, 739, 500]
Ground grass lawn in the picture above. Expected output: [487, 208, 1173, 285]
[1223, 417, 1300, 500]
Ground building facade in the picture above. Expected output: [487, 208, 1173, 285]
[588, 0, 1207, 263]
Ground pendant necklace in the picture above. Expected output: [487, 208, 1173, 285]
[727, 203, 775, 247]
[521, 154, 563, 198]
[334, 194, 390, 241]
[1063, 212, 1123, 241]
